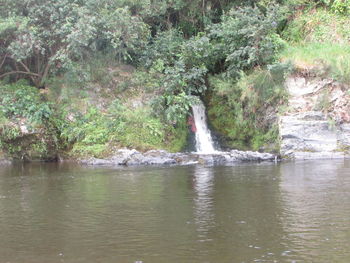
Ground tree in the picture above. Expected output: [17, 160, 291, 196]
[0, 0, 149, 88]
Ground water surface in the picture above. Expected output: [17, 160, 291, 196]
[0, 160, 350, 262]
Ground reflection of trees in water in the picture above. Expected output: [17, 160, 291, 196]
[279, 160, 350, 261]
[191, 164, 290, 262]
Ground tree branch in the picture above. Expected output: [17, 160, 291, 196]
[0, 55, 7, 70]
[0, 71, 41, 79]
[18, 60, 40, 86]
[40, 62, 51, 86]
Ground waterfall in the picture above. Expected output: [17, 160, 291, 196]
[192, 100, 216, 154]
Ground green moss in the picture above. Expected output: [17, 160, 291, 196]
[207, 64, 290, 152]
[0, 132, 57, 161]
[0, 82, 59, 160]
[163, 118, 189, 153]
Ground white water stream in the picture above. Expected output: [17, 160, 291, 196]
[192, 101, 217, 154]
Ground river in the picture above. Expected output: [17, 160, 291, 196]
[0, 160, 350, 263]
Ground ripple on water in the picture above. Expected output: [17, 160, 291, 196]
[0, 161, 349, 263]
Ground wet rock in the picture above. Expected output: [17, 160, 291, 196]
[111, 149, 140, 165]
[80, 149, 277, 166]
[126, 150, 177, 165]
[197, 154, 227, 165]
[229, 150, 276, 162]
[0, 122, 58, 162]
[80, 158, 114, 165]
[172, 153, 199, 165]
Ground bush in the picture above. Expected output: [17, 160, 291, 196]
[331, 0, 350, 15]
[209, 5, 286, 77]
[0, 81, 52, 125]
[60, 100, 189, 158]
[207, 62, 291, 151]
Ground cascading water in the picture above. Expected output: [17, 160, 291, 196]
[192, 100, 217, 154]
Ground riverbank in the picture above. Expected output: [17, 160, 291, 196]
[80, 149, 276, 166]
[2, 4, 350, 162]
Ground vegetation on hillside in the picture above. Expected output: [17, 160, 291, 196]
[1, 0, 348, 158]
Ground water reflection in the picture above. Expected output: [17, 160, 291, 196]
[193, 166, 215, 241]
[279, 160, 350, 261]
[0, 162, 350, 262]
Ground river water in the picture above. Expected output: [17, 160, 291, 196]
[0, 160, 350, 263]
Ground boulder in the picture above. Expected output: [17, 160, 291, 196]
[280, 76, 350, 159]
[280, 112, 338, 156]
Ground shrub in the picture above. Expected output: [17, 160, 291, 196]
[207, 62, 291, 151]
[331, 0, 350, 15]
[0, 81, 52, 125]
[209, 5, 286, 77]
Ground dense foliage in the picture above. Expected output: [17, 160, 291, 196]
[1, 0, 347, 157]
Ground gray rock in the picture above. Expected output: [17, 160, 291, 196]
[80, 158, 114, 165]
[80, 149, 277, 166]
[280, 76, 350, 159]
[0, 159, 11, 165]
[111, 149, 140, 165]
[293, 151, 348, 160]
[339, 123, 350, 147]
[126, 150, 177, 166]
[197, 154, 227, 165]
[280, 112, 338, 156]
[229, 150, 275, 161]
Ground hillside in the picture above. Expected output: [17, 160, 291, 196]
[1, 0, 350, 161]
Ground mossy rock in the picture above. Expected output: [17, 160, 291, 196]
[0, 128, 58, 162]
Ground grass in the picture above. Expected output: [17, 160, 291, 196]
[283, 8, 350, 44]
[281, 42, 350, 84]
[280, 7, 350, 84]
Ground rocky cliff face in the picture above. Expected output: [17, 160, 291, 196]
[279, 76, 350, 159]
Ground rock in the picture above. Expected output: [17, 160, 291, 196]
[338, 123, 350, 148]
[0, 122, 58, 161]
[229, 150, 276, 161]
[293, 151, 348, 160]
[80, 149, 277, 166]
[285, 77, 332, 97]
[197, 154, 227, 165]
[280, 112, 338, 156]
[111, 149, 140, 165]
[0, 159, 11, 165]
[80, 158, 114, 165]
[280, 75, 350, 159]
[126, 150, 177, 165]
[172, 153, 199, 165]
